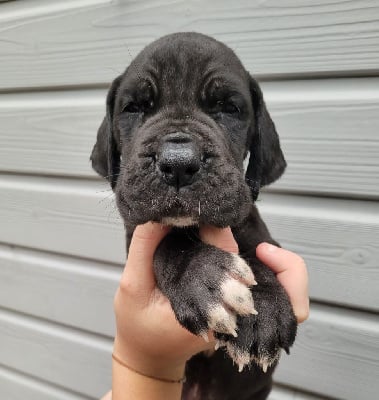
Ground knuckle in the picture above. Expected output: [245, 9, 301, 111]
[113, 288, 121, 312]
[118, 276, 134, 295]
[291, 254, 307, 271]
[132, 229, 154, 244]
[225, 242, 239, 254]
[297, 255, 306, 267]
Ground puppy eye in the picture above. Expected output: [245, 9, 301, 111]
[217, 100, 240, 114]
[122, 100, 154, 114]
[122, 102, 140, 113]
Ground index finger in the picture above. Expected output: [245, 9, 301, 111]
[121, 222, 170, 294]
[199, 226, 239, 254]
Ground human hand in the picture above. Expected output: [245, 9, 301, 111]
[113, 222, 216, 383]
[200, 229, 309, 324]
[113, 223, 309, 385]
[256, 242, 309, 323]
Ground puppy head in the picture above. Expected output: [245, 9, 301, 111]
[91, 32, 285, 227]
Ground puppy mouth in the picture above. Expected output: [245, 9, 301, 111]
[117, 169, 251, 228]
[151, 190, 202, 225]
[161, 216, 198, 227]
[117, 133, 252, 228]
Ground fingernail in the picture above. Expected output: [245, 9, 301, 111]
[263, 243, 278, 253]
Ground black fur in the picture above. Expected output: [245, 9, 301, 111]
[91, 32, 296, 400]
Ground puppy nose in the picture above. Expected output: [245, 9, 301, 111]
[157, 133, 201, 188]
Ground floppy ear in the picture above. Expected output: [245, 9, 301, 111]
[246, 76, 286, 200]
[90, 75, 122, 189]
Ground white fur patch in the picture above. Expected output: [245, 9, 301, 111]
[214, 339, 226, 351]
[226, 342, 251, 372]
[161, 216, 197, 227]
[199, 331, 210, 342]
[221, 278, 256, 315]
[226, 343, 281, 373]
[207, 305, 237, 337]
[251, 351, 281, 373]
[230, 254, 257, 286]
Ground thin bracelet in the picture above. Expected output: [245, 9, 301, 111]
[112, 353, 186, 384]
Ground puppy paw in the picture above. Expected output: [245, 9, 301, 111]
[225, 338, 281, 373]
[206, 254, 258, 337]
[165, 248, 257, 339]
[154, 237, 296, 373]
[216, 277, 297, 373]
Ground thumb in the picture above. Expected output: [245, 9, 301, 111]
[256, 243, 309, 323]
[121, 222, 170, 293]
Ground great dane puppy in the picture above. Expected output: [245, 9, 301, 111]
[91, 32, 297, 400]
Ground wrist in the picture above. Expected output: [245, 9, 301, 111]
[112, 356, 183, 400]
[113, 335, 186, 382]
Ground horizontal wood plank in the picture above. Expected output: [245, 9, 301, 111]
[274, 305, 379, 400]
[0, 244, 120, 337]
[269, 385, 328, 400]
[0, 90, 103, 178]
[0, 308, 112, 398]
[0, 175, 378, 311]
[258, 192, 379, 312]
[0, 368, 322, 400]
[0, 365, 92, 400]
[1, 0, 379, 89]
[263, 78, 379, 198]
[0, 304, 377, 400]
[1, 78, 378, 198]
[0, 175, 125, 264]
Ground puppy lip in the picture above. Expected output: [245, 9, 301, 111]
[161, 216, 198, 227]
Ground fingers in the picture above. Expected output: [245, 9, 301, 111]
[256, 243, 309, 323]
[120, 222, 170, 295]
[199, 226, 239, 254]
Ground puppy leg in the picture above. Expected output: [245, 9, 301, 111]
[220, 258, 297, 372]
[154, 231, 297, 373]
[154, 231, 257, 347]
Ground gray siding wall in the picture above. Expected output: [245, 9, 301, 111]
[0, 1, 378, 399]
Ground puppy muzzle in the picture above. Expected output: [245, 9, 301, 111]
[156, 132, 201, 189]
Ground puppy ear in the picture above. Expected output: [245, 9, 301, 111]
[90, 75, 122, 189]
[246, 76, 286, 200]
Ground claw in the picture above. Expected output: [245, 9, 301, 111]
[238, 362, 245, 373]
[251, 351, 281, 373]
[214, 340, 225, 351]
[199, 331, 209, 343]
[226, 342, 251, 371]
[230, 328, 238, 338]
[262, 360, 269, 373]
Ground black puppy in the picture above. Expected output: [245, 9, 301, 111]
[91, 32, 297, 400]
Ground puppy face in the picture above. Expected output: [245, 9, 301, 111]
[91, 33, 285, 227]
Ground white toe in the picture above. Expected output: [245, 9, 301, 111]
[230, 254, 257, 286]
[221, 278, 256, 315]
[208, 305, 238, 337]
[251, 351, 281, 373]
[226, 342, 251, 371]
